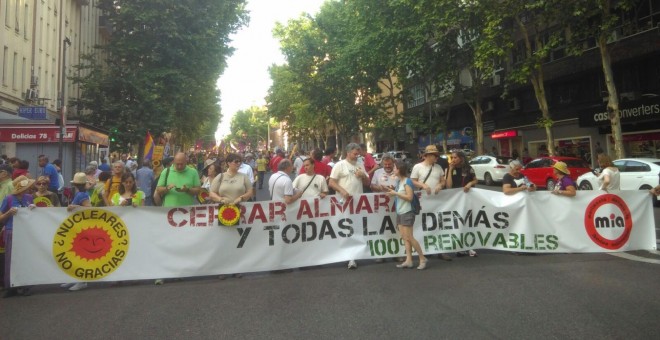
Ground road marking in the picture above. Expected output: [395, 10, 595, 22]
[608, 252, 660, 264]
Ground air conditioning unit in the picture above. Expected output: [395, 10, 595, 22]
[25, 88, 37, 101]
[30, 75, 39, 87]
[484, 101, 495, 112]
[508, 97, 521, 111]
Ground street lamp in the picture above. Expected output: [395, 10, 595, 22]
[58, 37, 71, 171]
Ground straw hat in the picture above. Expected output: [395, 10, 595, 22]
[553, 161, 570, 175]
[203, 159, 216, 170]
[12, 175, 35, 195]
[71, 172, 89, 185]
[423, 145, 441, 156]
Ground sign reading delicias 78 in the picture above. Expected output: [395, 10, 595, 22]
[0, 126, 77, 143]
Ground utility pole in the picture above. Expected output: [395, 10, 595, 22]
[58, 37, 71, 171]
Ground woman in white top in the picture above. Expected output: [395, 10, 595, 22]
[201, 160, 220, 191]
[597, 154, 620, 192]
[387, 161, 427, 270]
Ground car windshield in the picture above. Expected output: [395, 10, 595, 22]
[653, 162, 660, 167]
[495, 157, 512, 164]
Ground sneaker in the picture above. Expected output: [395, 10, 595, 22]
[68, 283, 87, 291]
[154, 279, 164, 285]
[60, 283, 74, 288]
[468, 250, 478, 257]
[347, 260, 357, 269]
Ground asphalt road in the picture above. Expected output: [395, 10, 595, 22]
[1, 172, 659, 340]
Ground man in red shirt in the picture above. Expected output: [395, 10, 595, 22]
[321, 147, 336, 165]
[269, 149, 285, 173]
[360, 143, 378, 180]
[299, 148, 332, 178]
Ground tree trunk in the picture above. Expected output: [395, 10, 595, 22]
[598, 34, 625, 159]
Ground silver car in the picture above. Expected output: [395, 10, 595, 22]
[577, 157, 660, 193]
[469, 155, 513, 186]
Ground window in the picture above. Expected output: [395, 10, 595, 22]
[623, 161, 651, 172]
[12, 52, 17, 90]
[24, 3, 29, 39]
[4, 0, 9, 28]
[2, 46, 7, 86]
[407, 85, 426, 108]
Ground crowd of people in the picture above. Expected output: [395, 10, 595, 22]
[0, 143, 654, 298]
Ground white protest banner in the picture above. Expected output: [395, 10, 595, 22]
[10, 189, 656, 286]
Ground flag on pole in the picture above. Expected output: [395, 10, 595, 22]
[144, 131, 155, 160]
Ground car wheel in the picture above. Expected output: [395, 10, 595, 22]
[546, 178, 556, 191]
[579, 181, 593, 190]
[640, 185, 659, 207]
[484, 172, 494, 186]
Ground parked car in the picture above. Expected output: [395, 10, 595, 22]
[576, 158, 660, 191]
[372, 153, 383, 165]
[388, 151, 414, 165]
[469, 155, 513, 186]
[520, 156, 591, 190]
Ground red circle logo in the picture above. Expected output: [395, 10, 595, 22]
[584, 194, 633, 250]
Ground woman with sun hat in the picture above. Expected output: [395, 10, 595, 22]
[61, 172, 92, 291]
[550, 161, 576, 197]
[1, 175, 36, 297]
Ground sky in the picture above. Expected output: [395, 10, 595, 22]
[215, 0, 327, 141]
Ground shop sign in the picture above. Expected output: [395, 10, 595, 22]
[579, 97, 660, 127]
[17, 106, 48, 120]
[78, 127, 109, 146]
[491, 130, 518, 139]
[0, 126, 76, 143]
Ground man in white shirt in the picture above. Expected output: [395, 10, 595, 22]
[238, 156, 256, 201]
[292, 150, 308, 176]
[370, 154, 397, 192]
[293, 158, 328, 198]
[329, 143, 369, 269]
[411, 144, 450, 261]
[411, 144, 446, 195]
[269, 159, 303, 204]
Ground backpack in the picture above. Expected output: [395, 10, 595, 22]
[407, 178, 421, 215]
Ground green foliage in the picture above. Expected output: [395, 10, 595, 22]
[227, 106, 269, 150]
[71, 0, 247, 151]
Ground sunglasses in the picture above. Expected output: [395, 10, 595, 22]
[230, 160, 242, 164]
[36, 182, 48, 186]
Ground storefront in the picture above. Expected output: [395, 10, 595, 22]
[0, 121, 109, 185]
[490, 129, 523, 158]
[579, 96, 660, 161]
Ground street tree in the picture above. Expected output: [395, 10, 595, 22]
[567, 0, 638, 159]
[71, 0, 247, 152]
[481, 0, 568, 156]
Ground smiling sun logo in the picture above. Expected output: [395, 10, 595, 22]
[52, 209, 129, 281]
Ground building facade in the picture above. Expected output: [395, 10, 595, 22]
[407, 1, 660, 167]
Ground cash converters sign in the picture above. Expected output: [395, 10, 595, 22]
[52, 209, 129, 280]
[584, 194, 633, 250]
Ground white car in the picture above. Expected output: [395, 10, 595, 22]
[576, 158, 660, 192]
[469, 155, 513, 186]
[388, 151, 414, 165]
[372, 153, 383, 165]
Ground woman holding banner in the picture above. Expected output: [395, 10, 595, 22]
[550, 162, 576, 197]
[33, 176, 61, 207]
[62, 172, 92, 292]
[1, 175, 35, 297]
[387, 161, 428, 270]
[209, 153, 253, 205]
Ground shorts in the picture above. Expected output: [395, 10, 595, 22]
[397, 211, 416, 226]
